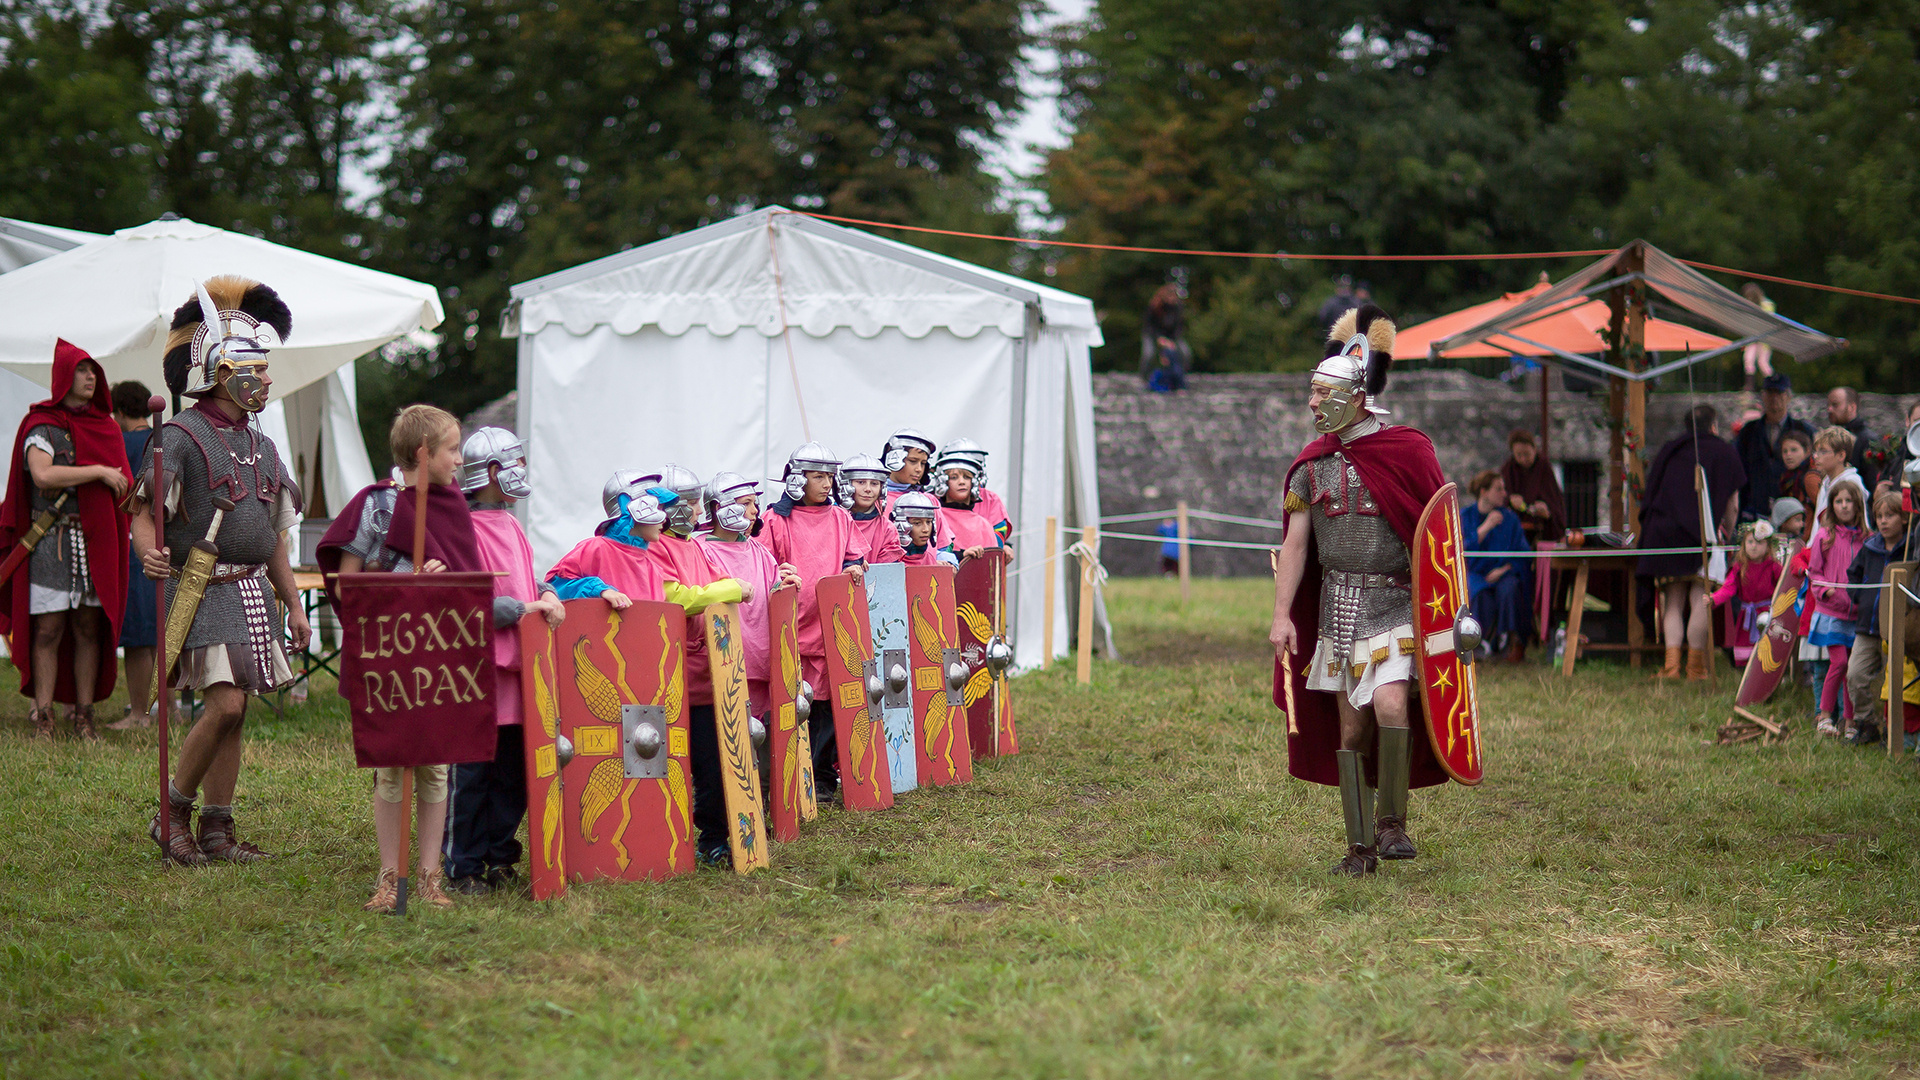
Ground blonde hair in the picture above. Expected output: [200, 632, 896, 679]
[1813, 425, 1855, 458]
[389, 405, 460, 469]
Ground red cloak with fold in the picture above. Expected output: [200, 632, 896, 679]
[1275, 425, 1451, 789]
[0, 340, 132, 703]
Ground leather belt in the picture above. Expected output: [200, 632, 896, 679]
[169, 563, 267, 586]
[1324, 569, 1409, 589]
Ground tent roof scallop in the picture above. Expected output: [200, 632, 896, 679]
[509, 206, 1102, 345]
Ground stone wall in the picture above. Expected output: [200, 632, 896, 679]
[1094, 371, 1912, 577]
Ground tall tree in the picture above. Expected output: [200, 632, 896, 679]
[366, 0, 1030, 458]
[0, 2, 158, 231]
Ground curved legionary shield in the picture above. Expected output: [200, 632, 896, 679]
[864, 563, 919, 795]
[818, 573, 892, 811]
[1410, 483, 1485, 785]
[1735, 538, 1806, 706]
[704, 602, 769, 873]
[955, 549, 1017, 758]
[906, 564, 973, 786]
[765, 586, 814, 841]
[517, 612, 567, 900]
[552, 598, 692, 882]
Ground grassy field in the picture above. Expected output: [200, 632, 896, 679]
[3, 577, 1920, 1079]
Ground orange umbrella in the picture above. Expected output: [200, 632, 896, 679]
[1393, 273, 1730, 360]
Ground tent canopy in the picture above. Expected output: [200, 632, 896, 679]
[0, 216, 444, 400]
[1395, 274, 1730, 360]
[508, 206, 1105, 670]
[1429, 240, 1845, 382]
[0, 217, 97, 273]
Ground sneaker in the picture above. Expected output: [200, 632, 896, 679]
[484, 865, 519, 889]
[697, 843, 733, 870]
[1847, 723, 1883, 747]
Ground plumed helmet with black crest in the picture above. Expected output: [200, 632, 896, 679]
[162, 276, 293, 411]
[1309, 303, 1396, 434]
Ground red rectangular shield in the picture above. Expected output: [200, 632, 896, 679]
[553, 598, 693, 882]
[955, 551, 1017, 758]
[336, 571, 497, 768]
[906, 565, 972, 785]
[766, 585, 815, 840]
[517, 612, 567, 900]
[817, 573, 892, 810]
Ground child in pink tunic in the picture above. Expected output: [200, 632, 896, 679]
[1710, 522, 1783, 665]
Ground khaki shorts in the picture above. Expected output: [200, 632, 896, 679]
[372, 764, 449, 804]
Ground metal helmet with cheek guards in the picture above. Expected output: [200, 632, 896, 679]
[931, 439, 988, 499]
[1309, 304, 1397, 436]
[601, 469, 649, 518]
[837, 453, 890, 509]
[881, 428, 937, 477]
[705, 471, 760, 534]
[163, 275, 292, 413]
[626, 491, 668, 527]
[655, 464, 704, 535]
[459, 426, 530, 498]
[890, 490, 940, 546]
[782, 441, 842, 503]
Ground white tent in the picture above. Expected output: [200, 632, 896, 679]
[0, 217, 101, 274]
[507, 206, 1105, 669]
[0, 216, 444, 516]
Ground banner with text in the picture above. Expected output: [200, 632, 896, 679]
[336, 571, 499, 768]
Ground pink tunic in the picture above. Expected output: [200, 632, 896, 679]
[849, 507, 904, 565]
[900, 544, 944, 567]
[547, 535, 666, 604]
[1805, 525, 1865, 622]
[970, 488, 1012, 543]
[939, 504, 1001, 553]
[753, 500, 863, 689]
[1711, 557, 1783, 659]
[472, 509, 542, 726]
[695, 533, 779, 716]
[646, 534, 723, 707]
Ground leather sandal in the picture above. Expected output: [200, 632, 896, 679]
[196, 807, 272, 863]
[364, 868, 399, 913]
[71, 704, 98, 741]
[150, 798, 210, 867]
[1331, 844, 1379, 877]
[29, 706, 55, 740]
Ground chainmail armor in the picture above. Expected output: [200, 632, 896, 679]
[1287, 451, 1412, 661]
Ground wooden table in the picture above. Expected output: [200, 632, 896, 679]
[1550, 550, 1659, 676]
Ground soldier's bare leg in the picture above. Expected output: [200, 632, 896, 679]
[30, 610, 68, 712]
[173, 685, 248, 799]
[192, 688, 270, 862]
[69, 608, 100, 706]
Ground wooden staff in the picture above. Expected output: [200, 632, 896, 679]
[1271, 548, 1298, 735]
[394, 443, 430, 916]
[149, 395, 170, 864]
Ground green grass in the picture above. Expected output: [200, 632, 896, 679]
[4, 577, 1920, 1079]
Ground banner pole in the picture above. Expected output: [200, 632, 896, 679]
[395, 442, 430, 915]
[149, 395, 170, 865]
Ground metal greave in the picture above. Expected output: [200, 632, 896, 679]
[1375, 725, 1410, 822]
[1335, 748, 1374, 849]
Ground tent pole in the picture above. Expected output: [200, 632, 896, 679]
[1042, 516, 1057, 671]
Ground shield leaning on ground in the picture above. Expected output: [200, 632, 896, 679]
[818, 573, 893, 810]
[1410, 482, 1485, 786]
[864, 563, 919, 795]
[955, 549, 1017, 758]
[766, 586, 816, 840]
[1736, 538, 1807, 707]
[906, 564, 972, 785]
[704, 601, 769, 873]
[554, 598, 693, 881]
[517, 612, 567, 900]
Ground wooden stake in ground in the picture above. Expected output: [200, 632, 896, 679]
[1077, 526, 1095, 685]
[1889, 566, 1906, 759]
[1176, 501, 1190, 604]
[1041, 516, 1056, 671]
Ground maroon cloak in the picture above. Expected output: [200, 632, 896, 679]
[316, 480, 482, 610]
[1274, 425, 1452, 789]
[0, 340, 132, 703]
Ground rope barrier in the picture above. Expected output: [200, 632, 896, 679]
[777, 210, 1920, 306]
[1064, 539, 1109, 589]
[1187, 508, 1288, 530]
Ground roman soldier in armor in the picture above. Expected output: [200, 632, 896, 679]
[131, 277, 312, 866]
[1269, 305, 1450, 876]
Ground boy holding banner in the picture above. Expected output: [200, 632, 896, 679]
[319, 405, 482, 912]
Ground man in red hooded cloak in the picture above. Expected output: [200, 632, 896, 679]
[0, 340, 132, 738]
[1270, 305, 1453, 876]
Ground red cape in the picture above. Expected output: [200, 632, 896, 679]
[0, 340, 131, 703]
[1275, 425, 1452, 789]
[316, 480, 483, 610]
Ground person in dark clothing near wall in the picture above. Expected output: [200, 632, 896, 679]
[1316, 275, 1356, 335]
[1827, 386, 1877, 489]
[1498, 428, 1567, 543]
[1734, 373, 1814, 520]
[1139, 284, 1190, 393]
[1636, 405, 1746, 682]
[106, 380, 159, 730]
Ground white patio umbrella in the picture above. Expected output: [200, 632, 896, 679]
[0, 216, 443, 401]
